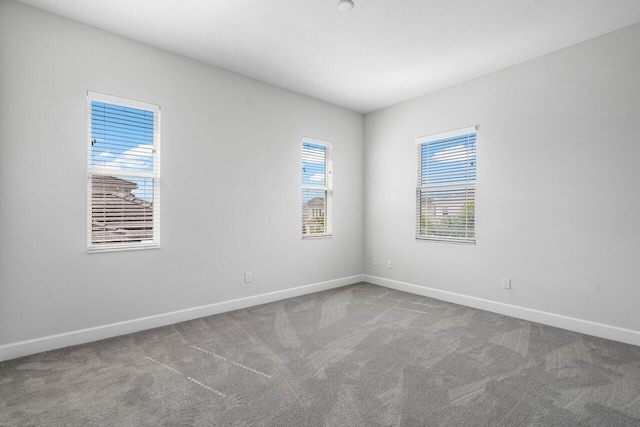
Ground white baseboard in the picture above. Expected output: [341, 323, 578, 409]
[4, 273, 637, 363]
[0, 274, 364, 362]
[365, 275, 640, 348]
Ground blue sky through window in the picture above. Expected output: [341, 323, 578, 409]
[421, 133, 476, 186]
[302, 141, 326, 203]
[91, 101, 155, 202]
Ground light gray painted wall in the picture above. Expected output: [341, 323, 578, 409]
[0, 1, 364, 345]
[2, 0, 640, 353]
[364, 23, 640, 332]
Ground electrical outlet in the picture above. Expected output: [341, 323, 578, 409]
[372, 257, 377, 266]
[502, 277, 511, 289]
[387, 260, 392, 269]
[244, 272, 252, 283]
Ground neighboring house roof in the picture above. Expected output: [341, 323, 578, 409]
[301, 196, 326, 234]
[421, 189, 475, 211]
[304, 197, 325, 208]
[91, 175, 153, 243]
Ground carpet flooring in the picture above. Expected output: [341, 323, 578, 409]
[2, 283, 640, 426]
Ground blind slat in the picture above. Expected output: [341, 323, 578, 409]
[416, 129, 476, 243]
[302, 139, 333, 237]
[88, 93, 161, 251]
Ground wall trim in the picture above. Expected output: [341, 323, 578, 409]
[5, 273, 638, 362]
[365, 275, 640, 347]
[0, 274, 364, 362]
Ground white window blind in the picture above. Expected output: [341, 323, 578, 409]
[87, 92, 161, 252]
[302, 138, 333, 237]
[416, 126, 476, 243]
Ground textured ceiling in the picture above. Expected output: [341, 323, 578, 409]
[15, 0, 640, 113]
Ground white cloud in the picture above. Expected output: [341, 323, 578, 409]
[302, 147, 326, 164]
[309, 173, 325, 182]
[433, 145, 475, 162]
[99, 152, 112, 157]
[94, 144, 154, 172]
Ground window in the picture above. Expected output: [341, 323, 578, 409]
[416, 126, 476, 243]
[87, 92, 161, 252]
[302, 138, 333, 237]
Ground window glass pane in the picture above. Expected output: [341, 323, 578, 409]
[91, 101, 155, 174]
[421, 133, 476, 186]
[418, 187, 475, 239]
[91, 175, 155, 245]
[302, 189, 327, 235]
[88, 94, 160, 251]
[417, 129, 476, 243]
[302, 142, 326, 187]
[301, 139, 332, 237]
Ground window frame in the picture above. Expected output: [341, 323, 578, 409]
[87, 91, 161, 253]
[301, 137, 333, 239]
[416, 126, 477, 244]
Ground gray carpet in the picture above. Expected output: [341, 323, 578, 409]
[2, 283, 640, 426]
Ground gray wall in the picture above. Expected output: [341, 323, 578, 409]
[364, 23, 640, 332]
[2, 0, 640, 355]
[0, 1, 364, 345]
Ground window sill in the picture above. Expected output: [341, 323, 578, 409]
[88, 243, 160, 253]
[416, 236, 476, 245]
[302, 234, 333, 240]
